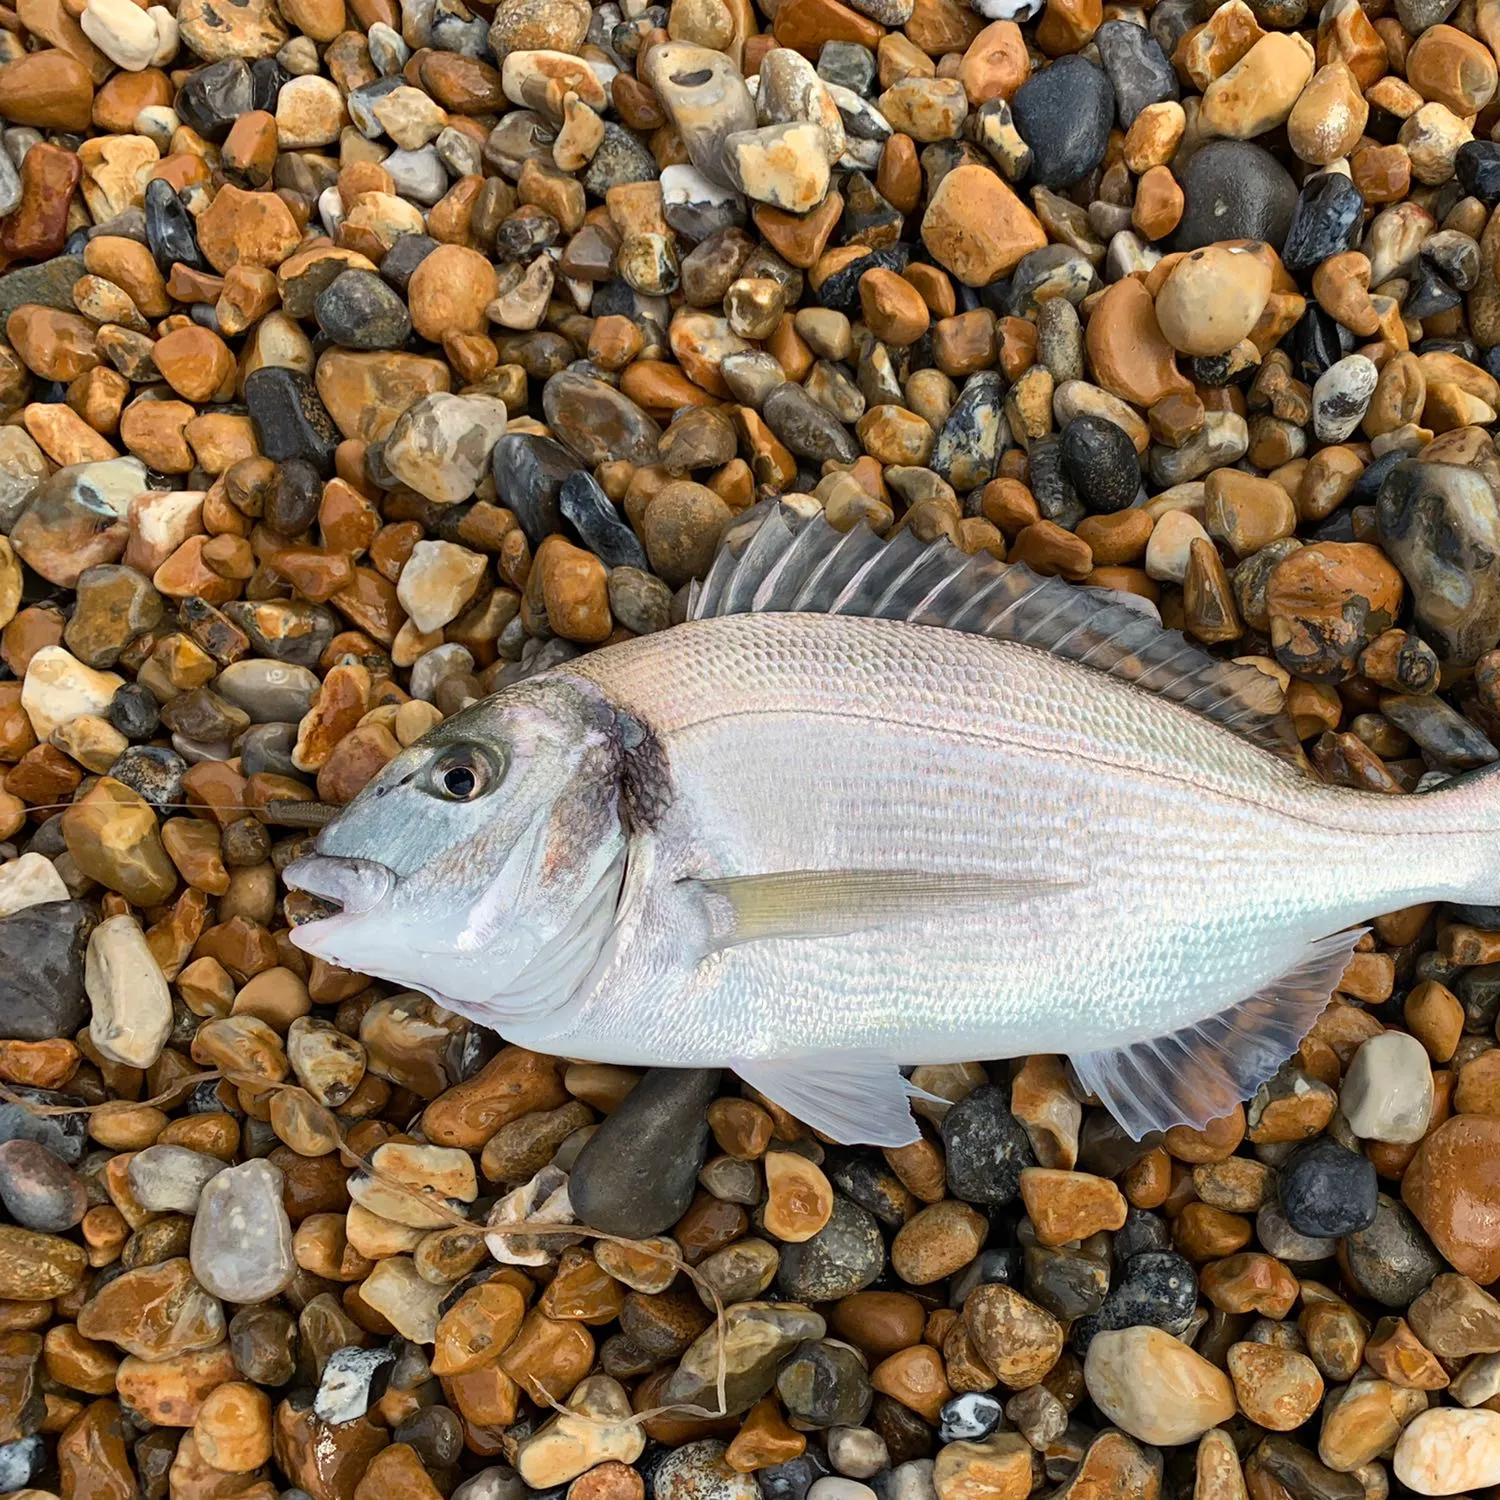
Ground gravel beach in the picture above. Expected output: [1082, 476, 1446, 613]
[8, 0, 1500, 1493]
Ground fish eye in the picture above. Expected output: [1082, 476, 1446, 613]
[427, 745, 498, 802]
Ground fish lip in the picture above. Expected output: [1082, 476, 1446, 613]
[284, 855, 395, 920]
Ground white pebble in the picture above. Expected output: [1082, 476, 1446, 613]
[1341, 1031, 1434, 1143]
[80, 0, 160, 69]
[86, 914, 172, 1069]
[20, 646, 124, 742]
[1394, 1407, 1500, 1494]
[0, 854, 69, 918]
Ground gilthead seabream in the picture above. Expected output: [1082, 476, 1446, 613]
[287, 501, 1498, 1146]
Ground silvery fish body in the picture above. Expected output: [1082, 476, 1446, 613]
[287, 503, 1500, 1146]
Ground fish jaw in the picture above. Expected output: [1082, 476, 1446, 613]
[285, 854, 397, 965]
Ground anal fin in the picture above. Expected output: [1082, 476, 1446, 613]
[1071, 927, 1367, 1140]
[736, 1053, 939, 1147]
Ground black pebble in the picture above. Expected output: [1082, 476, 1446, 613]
[1287, 303, 1347, 384]
[245, 367, 340, 475]
[315, 269, 413, 350]
[173, 59, 254, 142]
[379, 233, 441, 294]
[1070, 1248, 1197, 1351]
[491, 431, 577, 544]
[264, 457, 324, 537]
[1011, 55, 1115, 189]
[1175, 140, 1297, 250]
[1278, 1137, 1379, 1238]
[1282, 172, 1365, 274]
[107, 682, 160, 741]
[1060, 415, 1140, 514]
[1026, 436, 1085, 530]
[940, 1084, 1035, 1205]
[567, 1067, 719, 1236]
[250, 56, 290, 112]
[1457, 140, 1500, 204]
[145, 177, 206, 274]
[0, 902, 91, 1044]
[1094, 19, 1178, 127]
[560, 470, 650, 570]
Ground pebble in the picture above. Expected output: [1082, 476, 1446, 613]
[1278, 1137, 1378, 1238]
[1341, 1032, 1434, 1144]
[84, 913, 171, 1068]
[1010, 56, 1114, 190]
[1393, 1407, 1500, 1494]
[940, 1085, 1034, 1205]
[569, 1068, 718, 1236]
[189, 1158, 297, 1304]
[1083, 1326, 1236, 1445]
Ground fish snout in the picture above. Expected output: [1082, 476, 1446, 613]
[283, 855, 395, 920]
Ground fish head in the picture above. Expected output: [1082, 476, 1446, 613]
[285, 675, 628, 1022]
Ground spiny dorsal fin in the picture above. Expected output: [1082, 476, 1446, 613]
[690, 500, 1310, 773]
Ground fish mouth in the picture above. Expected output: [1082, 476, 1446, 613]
[284, 855, 395, 928]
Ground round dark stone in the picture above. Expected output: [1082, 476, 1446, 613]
[392, 1404, 463, 1468]
[315, 269, 412, 350]
[1112, 1205, 1172, 1272]
[1011, 55, 1115, 189]
[1342, 1193, 1444, 1307]
[108, 682, 160, 741]
[775, 1339, 872, 1428]
[582, 122, 661, 195]
[568, 1067, 719, 1236]
[1025, 1242, 1110, 1322]
[1069, 1249, 1197, 1352]
[0, 1138, 86, 1231]
[560, 469, 650, 570]
[174, 59, 254, 142]
[1278, 1138, 1379, 1238]
[757, 1452, 831, 1500]
[1175, 141, 1297, 250]
[777, 1194, 886, 1301]
[0, 901, 90, 1044]
[492, 431, 577, 545]
[245, 367, 339, 475]
[1060, 415, 1140, 514]
[818, 41, 877, 95]
[1457, 140, 1500, 204]
[1281, 172, 1365, 274]
[0, 1088, 88, 1166]
[940, 1085, 1035, 1205]
[264, 457, 324, 537]
[144, 177, 206, 274]
[1094, 19, 1177, 126]
[228, 1304, 298, 1385]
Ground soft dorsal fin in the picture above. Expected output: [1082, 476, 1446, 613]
[690, 500, 1310, 773]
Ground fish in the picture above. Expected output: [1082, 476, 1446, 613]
[286, 498, 1500, 1148]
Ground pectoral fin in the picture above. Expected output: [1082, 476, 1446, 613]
[736, 1053, 941, 1146]
[685, 869, 1075, 950]
[1071, 927, 1367, 1139]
